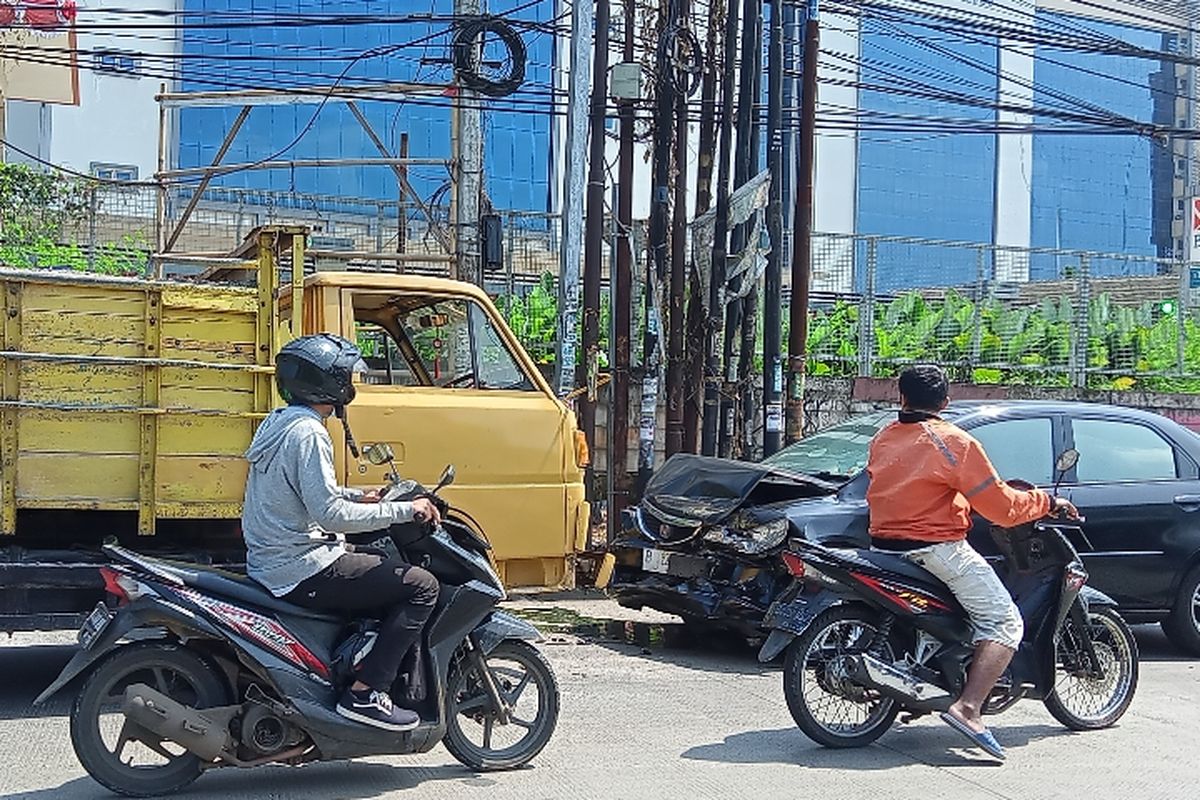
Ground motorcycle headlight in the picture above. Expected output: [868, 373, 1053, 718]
[703, 518, 789, 555]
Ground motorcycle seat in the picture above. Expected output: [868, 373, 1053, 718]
[105, 545, 346, 624]
[818, 544, 953, 592]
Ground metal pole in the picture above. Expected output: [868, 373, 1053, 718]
[1074, 255, 1091, 389]
[738, 0, 764, 460]
[454, 0, 484, 286]
[639, 0, 678, 491]
[555, 0, 594, 397]
[612, 0, 635, 525]
[763, 0, 784, 457]
[582, 0, 610, 502]
[720, 0, 760, 459]
[781, 0, 797, 265]
[701, 0, 742, 456]
[667, 0, 691, 458]
[786, 0, 818, 443]
[685, 0, 724, 454]
[397, 133, 409, 255]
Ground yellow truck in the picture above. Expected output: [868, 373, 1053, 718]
[0, 226, 590, 630]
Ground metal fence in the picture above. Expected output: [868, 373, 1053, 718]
[7, 182, 1200, 391]
[808, 232, 1197, 392]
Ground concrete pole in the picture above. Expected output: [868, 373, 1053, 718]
[455, 0, 485, 286]
[555, 0, 594, 397]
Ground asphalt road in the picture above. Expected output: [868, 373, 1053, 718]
[0, 621, 1194, 800]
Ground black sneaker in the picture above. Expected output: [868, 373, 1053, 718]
[336, 687, 419, 732]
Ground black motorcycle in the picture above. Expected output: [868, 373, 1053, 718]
[35, 444, 560, 797]
[758, 449, 1138, 749]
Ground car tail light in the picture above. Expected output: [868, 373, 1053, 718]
[781, 551, 806, 578]
[574, 429, 591, 468]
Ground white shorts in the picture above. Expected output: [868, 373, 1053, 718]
[903, 539, 1024, 650]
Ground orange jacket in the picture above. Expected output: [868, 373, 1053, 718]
[866, 416, 1052, 543]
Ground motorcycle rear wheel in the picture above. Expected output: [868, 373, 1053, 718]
[782, 605, 899, 748]
[1043, 606, 1138, 730]
[70, 643, 229, 798]
[443, 640, 560, 771]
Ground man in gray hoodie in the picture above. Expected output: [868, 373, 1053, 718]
[242, 333, 440, 732]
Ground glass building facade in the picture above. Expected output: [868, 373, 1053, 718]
[176, 0, 556, 211]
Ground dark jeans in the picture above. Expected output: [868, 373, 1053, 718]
[285, 551, 439, 695]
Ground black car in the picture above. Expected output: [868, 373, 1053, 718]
[606, 401, 1200, 655]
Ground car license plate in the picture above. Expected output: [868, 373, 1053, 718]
[78, 602, 113, 650]
[642, 548, 672, 575]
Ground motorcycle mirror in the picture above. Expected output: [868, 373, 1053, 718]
[434, 464, 456, 492]
[1055, 448, 1079, 474]
[363, 442, 395, 466]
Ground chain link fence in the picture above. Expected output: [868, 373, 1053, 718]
[6, 178, 1199, 392]
[808, 232, 1197, 392]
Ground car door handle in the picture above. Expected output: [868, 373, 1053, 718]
[1174, 494, 1200, 510]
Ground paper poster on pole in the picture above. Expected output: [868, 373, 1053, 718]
[0, 1, 81, 106]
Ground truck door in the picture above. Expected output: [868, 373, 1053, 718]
[339, 289, 573, 584]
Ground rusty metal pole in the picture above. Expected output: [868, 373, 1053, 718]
[611, 0, 636, 532]
[582, 0, 611, 501]
[701, 0, 741, 456]
[786, 0, 818, 443]
[666, 0, 691, 458]
[684, 0, 724, 454]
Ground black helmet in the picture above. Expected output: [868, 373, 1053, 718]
[275, 333, 366, 408]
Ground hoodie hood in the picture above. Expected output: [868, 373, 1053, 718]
[245, 405, 325, 472]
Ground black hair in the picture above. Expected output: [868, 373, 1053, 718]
[898, 364, 949, 411]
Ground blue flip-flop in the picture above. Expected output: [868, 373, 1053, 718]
[939, 711, 1006, 761]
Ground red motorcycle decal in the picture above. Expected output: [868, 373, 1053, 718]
[850, 571, 952, 614]
[177, 588, 331, 680]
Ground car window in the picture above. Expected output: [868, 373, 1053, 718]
[1071, 419, 1178, 483]
[968, 417, 1053, 486]
[762, 411, 894, 478]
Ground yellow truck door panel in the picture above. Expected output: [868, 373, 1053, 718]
[338, 283, 584, 586]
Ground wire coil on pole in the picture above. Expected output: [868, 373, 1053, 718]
[452, 16, 527, 98]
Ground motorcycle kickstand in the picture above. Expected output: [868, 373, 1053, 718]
[465, 635, 512, 725]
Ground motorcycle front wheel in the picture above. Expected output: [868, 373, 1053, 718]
[782, 605, 899, 748]
[1043, 606, 1139, 730]
[443, 640, 560, 771]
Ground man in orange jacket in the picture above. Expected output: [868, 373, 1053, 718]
[866, 364, 1077, 760]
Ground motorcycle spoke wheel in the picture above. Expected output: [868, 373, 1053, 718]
[1044, 607, 1139, 731]
[443, 641, 560, 771]
[783, 606, 899, 748]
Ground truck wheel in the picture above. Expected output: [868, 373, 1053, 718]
[1162, 566, 1200, 657]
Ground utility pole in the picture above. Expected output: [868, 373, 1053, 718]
[638, 0, 678, 492]
[581, 0, 610, 500]
[666, 0, 691, 457]
[454, 0, 484, 285]
[763, 0, 784, 457]
[738, 2, 763, 459]
[684, 0, 724, 454]
[786, 0, 818, 443]
[701, 0, 741, 456]
[611, 0, 636, 529]
[555, 0, 594, 398]
[719, 0, 759, 459]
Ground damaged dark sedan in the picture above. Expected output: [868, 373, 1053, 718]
[605, 411, 888, 637]
[605, 401, 1200, 654]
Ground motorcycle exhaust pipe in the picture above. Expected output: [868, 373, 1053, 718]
[122, 683, 235, 763]
[846, 654, 952, 705]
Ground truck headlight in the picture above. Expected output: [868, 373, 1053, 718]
[703, 518, 789, 555]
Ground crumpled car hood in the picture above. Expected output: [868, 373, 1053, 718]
[640, 453, 838, 526]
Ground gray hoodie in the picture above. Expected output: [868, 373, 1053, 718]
[241, 405, 416, 596]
